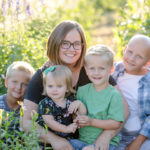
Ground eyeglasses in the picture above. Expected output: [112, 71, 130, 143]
[61, 40, 83, 50]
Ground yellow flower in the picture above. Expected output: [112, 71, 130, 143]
[46, 108, 49, 114]
[0, 109, 4, 124]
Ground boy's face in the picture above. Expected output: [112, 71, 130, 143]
[45, 73, 67, 102]
[5, 70, 30, 101]
[85, 55, 111, 89]
[123, 41, 150, 75]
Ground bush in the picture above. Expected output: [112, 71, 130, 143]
[114, 0, 150, 57]
[0, 0, 97, 95]
[0, 108, 46, 149]
[0, 0, 129, 94]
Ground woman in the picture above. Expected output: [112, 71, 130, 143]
[21, 20, 129, 150]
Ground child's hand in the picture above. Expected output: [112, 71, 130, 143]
[66, 123, 77, 133]
[68, 100, 81, 114]
[74, 115, 92, 127]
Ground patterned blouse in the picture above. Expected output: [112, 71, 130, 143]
[37, 96, 75, 139]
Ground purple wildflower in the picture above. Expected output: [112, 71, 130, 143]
[16, 0, 20, 14]
[40, 0, 44, 4]
[1, 74, 5, 79]
[23, 0, 27, 7]
[26, 4, 31, 16]
[8, 0, 13, 8]
[1, 0, 6, 16]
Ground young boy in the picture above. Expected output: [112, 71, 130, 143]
[113, 34, 150, 150]
[70, 44, 124, 150]
[0, 61, 35, 134]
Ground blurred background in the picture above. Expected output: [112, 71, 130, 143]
[0, 0, 150, 94]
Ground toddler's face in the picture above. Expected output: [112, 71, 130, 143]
[45, 73, 67, 102]
[5, 70, 30, 101]
[123, 41, 149, 75]
[85, 55, 111, 89]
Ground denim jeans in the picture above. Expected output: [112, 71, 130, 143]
[69, 139, 117, 150]
[69, 139, 87, 150]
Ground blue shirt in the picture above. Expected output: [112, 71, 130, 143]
[113, 62, 150, 138]
[0, 94, 21, 133]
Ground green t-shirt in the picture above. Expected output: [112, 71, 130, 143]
[77, 83, 124, 146]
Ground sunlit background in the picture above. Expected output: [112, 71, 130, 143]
[0, 0, 150, 94]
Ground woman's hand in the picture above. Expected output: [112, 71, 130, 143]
[94, 130, 112, 150]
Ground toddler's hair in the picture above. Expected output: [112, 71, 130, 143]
[85, 44, 114, 67]
[6, 61, 35, 79]
[43, 65, 75, 96]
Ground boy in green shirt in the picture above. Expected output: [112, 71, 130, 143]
[69, 44, 124, 150]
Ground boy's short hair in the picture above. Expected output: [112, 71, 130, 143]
[128, 34, 150, 47]
[128, 34, 150, 58]
[85, 44, 114, 67]
[6, 61, 35, 79]
[43, 65, 75, 96]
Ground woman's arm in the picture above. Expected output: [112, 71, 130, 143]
[94, 85, 129, 150]
[20, 99, 74, 150]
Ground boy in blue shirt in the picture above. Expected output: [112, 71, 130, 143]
[0, 61, 34, 137]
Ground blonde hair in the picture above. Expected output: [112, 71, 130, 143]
[6, 61, 35, 79]
[43, 65, 75, 96]
[47, 20, 86, 71]
[85, 44, 114, 67]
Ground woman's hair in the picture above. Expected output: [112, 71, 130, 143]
[85, 44, 114, 67]
[43, 65, 75, 96]
[6, 61, 35, 79]
[47, 20, 86, 70]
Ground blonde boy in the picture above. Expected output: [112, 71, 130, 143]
[113, 34, 150, 150]
[0, 61, 35, 132]
[70, 45, 124, 150]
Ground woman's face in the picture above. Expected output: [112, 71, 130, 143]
[59, 29, 82, 67]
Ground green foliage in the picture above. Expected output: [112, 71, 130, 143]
[114, 0, 150, 57]
[0, 0, 97, 95]
[89, 0, 126, 12]
[0, 109, 48, 149]
[0, 23, 48, 94]
[0, 0, 129, 94]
